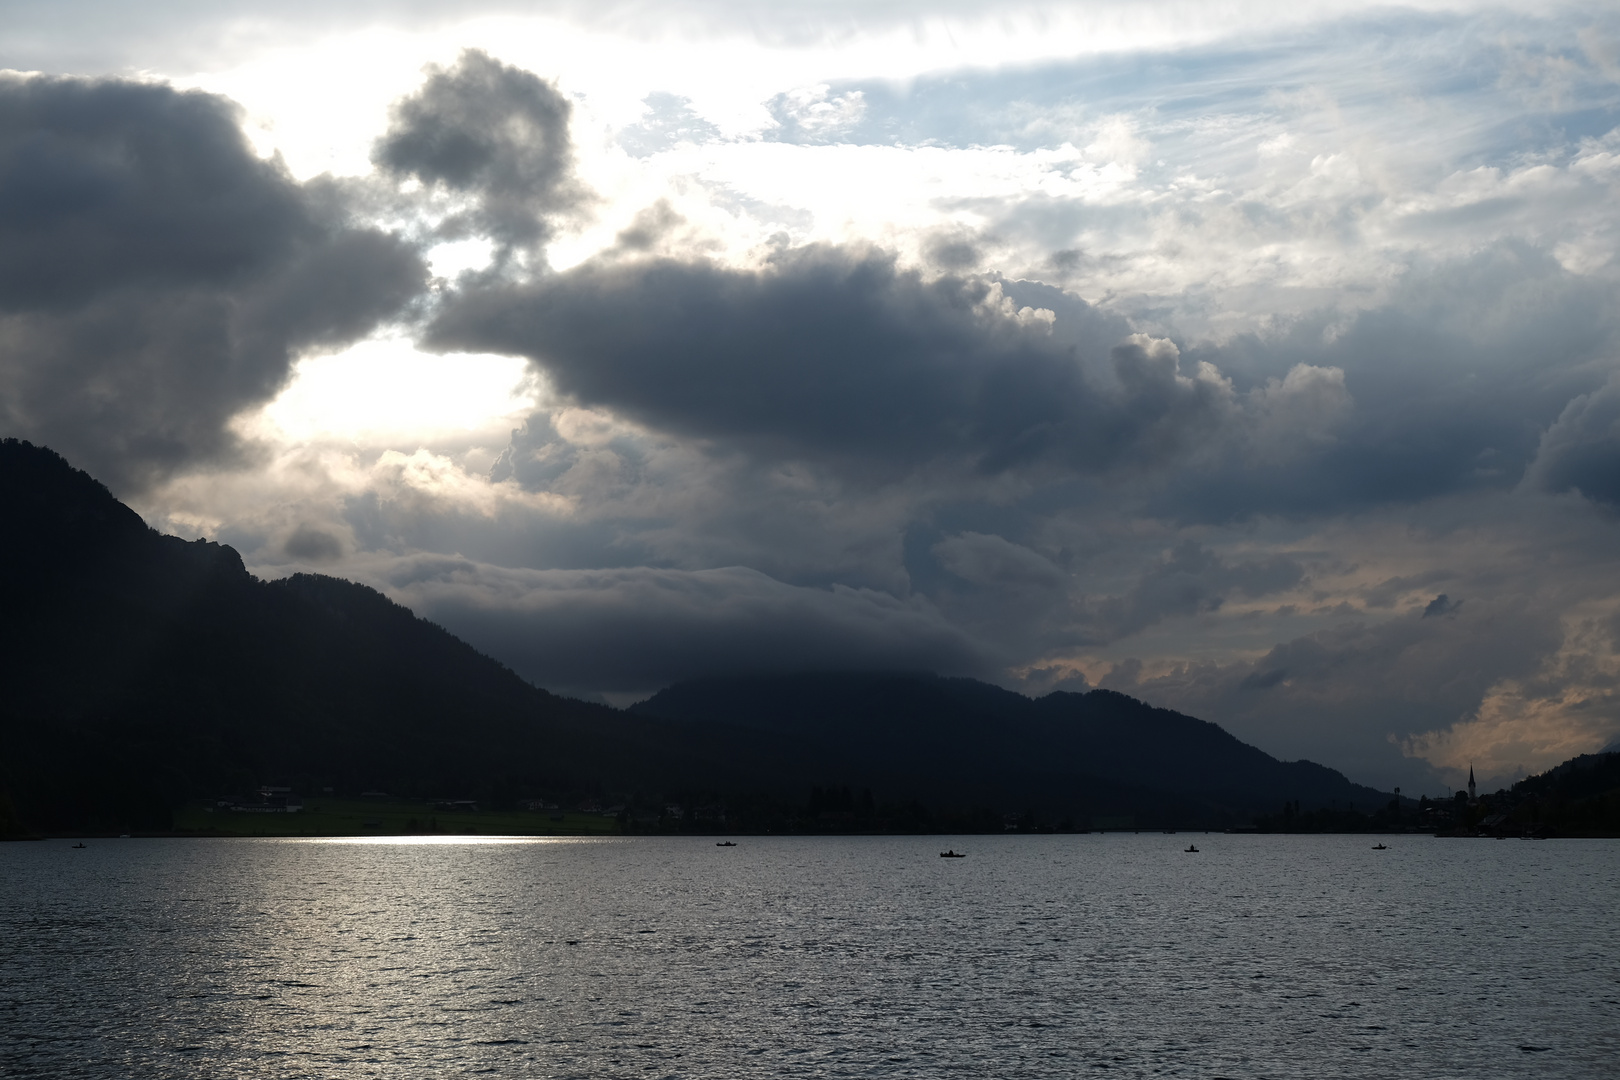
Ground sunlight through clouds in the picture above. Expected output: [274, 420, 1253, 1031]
[249, 339, 535, 444]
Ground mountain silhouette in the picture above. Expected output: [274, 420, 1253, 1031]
[0, 438, 791, 832]
[1497, 750, 1620, 836]
[635, 672, 1392, 823]
[1, 438, 1391, 834]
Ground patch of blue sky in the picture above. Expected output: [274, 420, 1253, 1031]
[618, 92, 724, 157]
[753, 10, 1619, 173]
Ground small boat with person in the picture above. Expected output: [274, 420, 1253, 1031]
[940, 849, 966, 858]
[716, 841, 736, 847]
[1372, 843, 1388, 850]
[1184, 845, 1199, 853]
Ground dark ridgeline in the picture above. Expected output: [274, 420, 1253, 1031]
[1451, 751, 1620, 837]
[632, 673, 1393, 829]
[1, 438, 1393, 836]
[0, 439, 793, 834]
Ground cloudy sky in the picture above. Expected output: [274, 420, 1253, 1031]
[5, 0, 1620, 793]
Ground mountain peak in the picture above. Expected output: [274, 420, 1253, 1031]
[0, 437, 151, 552]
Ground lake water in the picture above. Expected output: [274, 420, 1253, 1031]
[1, 833, 1616, 1079]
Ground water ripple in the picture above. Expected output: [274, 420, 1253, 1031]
[1, 834, 1616, 1078]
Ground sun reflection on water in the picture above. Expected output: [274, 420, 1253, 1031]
[298, 834, 623, 845]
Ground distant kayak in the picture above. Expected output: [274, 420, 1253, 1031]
[1372, 843, 1388, 850]
[1184, 845, 1199, 853]
[940, 850, 966, 858]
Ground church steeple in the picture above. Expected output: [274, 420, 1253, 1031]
[1468, 764, 1476, 802]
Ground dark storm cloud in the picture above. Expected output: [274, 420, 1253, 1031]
[1421, 594, 1459, 619]
[1101, 596, 1564, 790]
[1363, 570, 1455, 610]
[374, 557, 993, 696]
[1524, 374, 1620, 507]
[933, 531, 1065, 590]
[1094, 541, 1306, 640]
[434, 223, 1619, 553]
[0, 82, 304, 306]
[374, 49, 583, 251]
[430, 245, 1225, 480]
[0, 73, 427, 492]
[1158, 244, 1617, 523]
[925, 533, 1306, 657]
[284, 523, 345, 562]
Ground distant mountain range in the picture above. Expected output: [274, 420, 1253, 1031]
[1, 438, 1393, 835]
[634, 673, 1394, 825]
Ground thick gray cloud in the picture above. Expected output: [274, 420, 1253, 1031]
[923, 532, 1311, 664]
[283, 523, 345, 562]
[933, 531, 1065, 590]
[1158, 245, 1617, 523]
[1092, 541, 1306, 641]
[437, 237, 1620, 537]
[0, 73, 427, 492]
[1102, 594, 1566, 791]
[1524, 373, 1620, 507]
[430, 245, 1230, 480]
[374, 48, 583, 252]
[1421, 594, 1459, 619]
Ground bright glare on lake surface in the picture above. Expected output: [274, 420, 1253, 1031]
[3, 834, 1616, 1078]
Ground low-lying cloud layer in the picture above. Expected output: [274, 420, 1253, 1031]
[372, 557, 990, 698]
